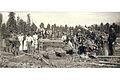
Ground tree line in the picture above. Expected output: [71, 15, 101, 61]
[1, 12, 37, 38]
[1, 12, 120, 39]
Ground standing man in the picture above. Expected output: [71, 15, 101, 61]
[108, 27, 116, 56]
[12, 37, 20, 56]
[26, 34, 33, 54]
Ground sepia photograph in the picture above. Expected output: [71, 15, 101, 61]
[0, 12, 120, 68]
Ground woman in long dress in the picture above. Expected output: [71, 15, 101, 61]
[23, 35, 27, 52]
[33, 33, 38, 49]
[18, 34, 24, 51]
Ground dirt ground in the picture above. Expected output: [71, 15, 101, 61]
[0, 50, 120, 68]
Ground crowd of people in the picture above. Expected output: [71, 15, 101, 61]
[2, 32, 38, 55]
[1, 22, 117, 57]
[0, 12, 119, 59]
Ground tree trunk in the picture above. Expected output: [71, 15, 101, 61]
[0, 13, 2, 51]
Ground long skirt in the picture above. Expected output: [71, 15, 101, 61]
[19, 41, 23, 51]
[2, 39, 6, 47]
[23, 40, 27, 50]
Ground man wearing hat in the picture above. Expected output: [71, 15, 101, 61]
[26, 34, 34, 54]
[108, 27, 116, 55]
[12, 37, 20, 56]
[78, 42, 86, 56]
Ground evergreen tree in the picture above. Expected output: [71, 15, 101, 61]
[100, 22, 104, 32]
[27, 14, 31, 34]
[16, 16, 20, 34]
[6, 12, 17, 34]
[105, 23, 110, 33]
[1, 23, 6, 38]
[18, 19, 27, 35]
[47, 24, 50, 30]
[0, 13, 2, 26]
[19, 19, 25, 34]
[31, 22, 37, 34]
[65, 24, 68, 32]
[22, 21, 27, 35]
[40, 22, 44, 28]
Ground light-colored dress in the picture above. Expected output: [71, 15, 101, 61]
[33, 34, 38, 49]
[23, 39, 27, 50]
[18, 35, 24, 51]
[2, 39, 6, 48]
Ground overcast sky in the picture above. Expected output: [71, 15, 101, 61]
[1, 12, 120, 27]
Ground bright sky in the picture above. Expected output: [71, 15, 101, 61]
[1, 12, 120, 27]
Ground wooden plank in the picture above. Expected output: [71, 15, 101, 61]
[97, 56, 120, 58]
[99, 61, 120, 65]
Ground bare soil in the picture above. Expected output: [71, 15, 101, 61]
[0, 50, 120, 68]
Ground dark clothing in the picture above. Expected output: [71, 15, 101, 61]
[108, 31, 116, 55]
[78, 45, 86, 55]
[90, 32, 96, 40]
[12, 40, 20, 56]
[95, 36, 103, 55]
[27, 42, 32, 53]
[108, 42, 113, 55]
[66, 49, 73, 55]
[5, 38, 12, 52]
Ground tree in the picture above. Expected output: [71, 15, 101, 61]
[74, 25, 78, 34]
[47, 24, 50, 30]
[0, 13, 2, 26]
[7, 12, 17, 34]
[16, 16, 21, 34]
[104, 23, 110, 33]
[1, 23, 6, 38]
[53, 24, 57, 31]
[51, 25, 54, 32]
[31, 22, 37, 34]
[27, 14, 31, 26]
[65, 24, 68, 32]
[40, 22, 44, 28]
[18, 19, 26, 34]
[0, 13, 2, 32]
[27, 14, 31, 34]
[100, 22, 104, 32]
[19, 19, 28, 35]
[0, 13, 2, 50]
[22, 21, 27, 35]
